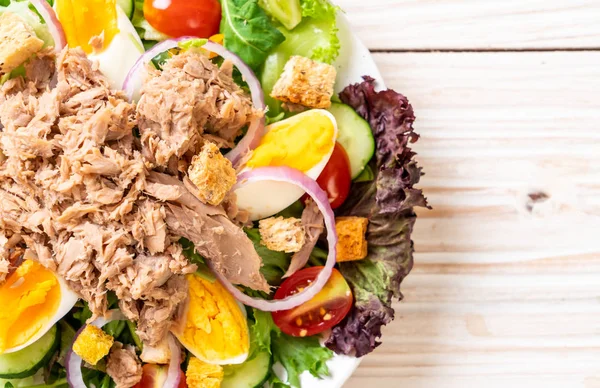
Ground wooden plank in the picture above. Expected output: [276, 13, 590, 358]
[345, 52, 600, 387]
[337, 0, 600, 50]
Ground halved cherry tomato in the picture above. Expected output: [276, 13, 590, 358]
[272, 267, 353, 337]
[133, 364, 187, 388]
[144, 0, 221, 38]
[316, 142, 352, 209]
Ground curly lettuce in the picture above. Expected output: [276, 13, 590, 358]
[324, 77, 429, 357]
[244, 309, 333, 388]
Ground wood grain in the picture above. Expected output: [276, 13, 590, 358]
[338, 0, 600, 50]
[344, 52, 600, 387]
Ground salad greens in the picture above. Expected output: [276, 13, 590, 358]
[245, 228, 290, 286]
[259, 0, 340, 117]
[258, 0, 302, 30]
[220, 0, 286, 71]
[324, 77, 429, 357]
[247, 309, 333, 388]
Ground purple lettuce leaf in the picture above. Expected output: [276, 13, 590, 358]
[325, 76, 429, 357]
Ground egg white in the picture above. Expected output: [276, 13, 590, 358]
[234, 110, 339, 221]
[3, 272, 79, 354]
[89, 7, 145, 90]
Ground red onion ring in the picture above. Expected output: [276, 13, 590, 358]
[211, 166, 338, 312]
[65, 310, 126, 388]
[121, 38, 265, 166]
[29, 0, 67, 52]
[163, 335, 182, 388]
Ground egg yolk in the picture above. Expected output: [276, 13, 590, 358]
[56, 0, 119, 54]
[246, 110, 336, 172]
[0, 260, 61, 353]
[178, 274, 249, 363]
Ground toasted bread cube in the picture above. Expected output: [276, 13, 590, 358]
[270, 56, 336, 109]
[0, 12, 44, 74]
[335, 216, 369, 262]
[188, 143, 237, 206]
[140, 335, 171, 364]
[72, 325, 114, 366]
[186, 357, 224, 388]
[259, 216, 305, 253]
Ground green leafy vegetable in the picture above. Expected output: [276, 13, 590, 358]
[325, 77, 429, 357]
[178, 38, 209, 50]
[271, 333, 332, 387]
[220, 0, 286, 71]
[246, 309, 333, 388]
[260, 0, 340, 117]
[245, 228, 290, 286]
[258, 0, 302, 30]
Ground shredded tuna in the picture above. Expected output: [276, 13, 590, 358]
[137, 50, 261, 169]
[283, 199, 325, 278]
[0, 47, 269, 348]
[106, 342, 143, 388]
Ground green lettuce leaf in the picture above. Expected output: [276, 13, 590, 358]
[220, 0, 286, 71]
[271, 333, 332, 387]
[260, 0, 339, 117]
[246, 308, 333, 388]
[258, 0, 302, 30]
[245, 228, 290, 286]
[325, 77, 429, 357]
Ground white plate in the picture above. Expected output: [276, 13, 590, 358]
[293, 11, 385, 388]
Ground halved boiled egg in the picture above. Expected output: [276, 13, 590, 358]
[55, 0, 144, 89]
[171, 274, 249, 365]
[0, 260, 78, 354]
[235, 109, 338, 220]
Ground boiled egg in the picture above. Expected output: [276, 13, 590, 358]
[172, 274, 249, 365]
[55, 0, 144, 89]
[0, 260, 78, 354]
[235, 109, 338, 220]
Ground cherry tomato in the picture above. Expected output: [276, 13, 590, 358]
[272, 267, 353, 337]
[133, 364, 187, 388]
[144, 0, 221, 38]
[316, 142, 352, 209]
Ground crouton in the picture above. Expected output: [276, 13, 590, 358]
[335, 216, 369, 262]
[186, 357, 224, 388]
[188, 143, 237, 206]
[0, 12, 44, 74]
[270, 56, 337, 109]
[140, 335, 171, 364]
[72, 325, 114, 366]
[259, 216, 305, 253]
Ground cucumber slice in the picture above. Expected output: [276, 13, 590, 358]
[117, 0, 134, 19]
[221, 351, 272, 388]
[0, 325, 60, 379]
[328, 103, 375, 179]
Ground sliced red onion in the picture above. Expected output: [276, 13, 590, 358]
[122, 36, 192, 102]
[65, 310, 126, 388]
[29, 0, 67, 52]
[208, 166, 338, 312]
[163, 335, 182, 388]
[121, 38, 265, 165]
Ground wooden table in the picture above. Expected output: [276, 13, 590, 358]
[341, 1, 600, 387]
